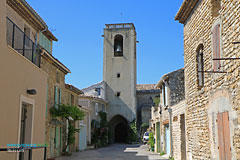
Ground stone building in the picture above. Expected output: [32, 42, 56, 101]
[41, 45, 70, 158]
[78, 94, 108, 146]
[0, 0, 55, 159]
[136, 84, 160, 134]
[65, 84, 83, 153]
[151, 68, 185, 160]
[175, 0, 240, 159]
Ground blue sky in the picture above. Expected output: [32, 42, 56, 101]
[27, 0, 184, 89]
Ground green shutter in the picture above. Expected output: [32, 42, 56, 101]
[55, 127, 59, 148]
[54, 86, 58, 108]
[59, 88, 62, 104]
[60, 127, 62, 150]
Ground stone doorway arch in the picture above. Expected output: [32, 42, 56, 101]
[109, 115, 129, 143]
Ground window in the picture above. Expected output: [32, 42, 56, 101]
[102, 105, 106, 112]
[95, 88, 101, 96]
[117, 73, 121, 78]
[56, 72, 60, 84]
[212, 23, 221, 71]
[162, 83, 168, 107]
[197, 44, 204, 88]
[70, 94, 74, 106]
[58, 88, 61, 105]
[116, 92, 121, 97]
[39, 32, 52, 54]
[95, 103, 99, 115]
[114, 34, 123, 57]
[54, 86, 58, 108]
[24, 24, 30, 47]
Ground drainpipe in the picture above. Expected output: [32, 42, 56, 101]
[168, 108, 173, 158]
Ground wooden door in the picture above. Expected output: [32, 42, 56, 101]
[217, 111, 232, 160]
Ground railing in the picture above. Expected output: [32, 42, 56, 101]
[0, 146, 47, 160]
[6, 17, 41, 67]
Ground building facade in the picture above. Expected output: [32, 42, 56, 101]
[41, 42, 70, 159]
[136, 84, 160, 134]
[151, 68, 185, 160]
[0, 0, 53, 159]
[65, 84, 83, 153]
[176, 1, 240, 159]
[78, 94, 108, 146]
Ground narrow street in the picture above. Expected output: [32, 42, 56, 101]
[56, 144, 168, 160]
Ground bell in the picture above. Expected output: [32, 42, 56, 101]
[115, 44, 122, 53]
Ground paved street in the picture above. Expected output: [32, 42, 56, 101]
[56, 144, 168, 160]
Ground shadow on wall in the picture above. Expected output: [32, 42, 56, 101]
[105, 84, 136, 122]
[105, 84, 136, 144]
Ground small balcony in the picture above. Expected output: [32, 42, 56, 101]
[6, 17, 42, 67]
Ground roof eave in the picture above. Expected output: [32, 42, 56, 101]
[175, 0, 199, 24]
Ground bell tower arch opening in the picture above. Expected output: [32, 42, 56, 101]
[109, 115, 129, 144]
[114, 34, 123, 57]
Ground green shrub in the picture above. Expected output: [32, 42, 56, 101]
[91, 112, 108, 148]
[160, 151, 165, 156]
[148, 132, 154, 151]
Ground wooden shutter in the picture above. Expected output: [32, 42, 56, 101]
[213, 24, 221, 71]
[217, 113, 225, 160]
[197, 48, 204, 87]
[222, 112, 231, 160]
[55, 127, 59, 148]
[58, 88, 61, 105]
[54, 86, 58, 108]
[216, 24, 221, 70]
[217, 112, 232, 160]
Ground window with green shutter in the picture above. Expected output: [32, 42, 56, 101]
[39, 32, 52, 54]
[58, 88, 61, 105]
[55, 127, 59, 148]
[54, 86, 58, 108]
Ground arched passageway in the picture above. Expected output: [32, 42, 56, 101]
[109, 115, 129, 143]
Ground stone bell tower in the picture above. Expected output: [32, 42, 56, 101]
[103, 23, 137, 125]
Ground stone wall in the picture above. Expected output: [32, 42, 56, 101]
[179, 0, 240, 159]
[41, 54, 68, 158]
[171, 101, 186, 160]
[168, 69, 185, 106]
[136, 90, 160, 130]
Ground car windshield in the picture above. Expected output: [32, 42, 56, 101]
[144, 132, 149, 136]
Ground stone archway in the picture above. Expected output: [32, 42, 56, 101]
[109, 115, 129, 143]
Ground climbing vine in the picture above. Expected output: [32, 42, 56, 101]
[91, 111, 108, 148]
[50, 104, 85, 153]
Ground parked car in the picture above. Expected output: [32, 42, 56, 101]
[143, 131, 149, 144]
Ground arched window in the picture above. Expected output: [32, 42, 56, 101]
[197, 44, 204, 88]
[114, 34, 123, 57]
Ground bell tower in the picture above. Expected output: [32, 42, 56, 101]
[103, 23, 137, 123]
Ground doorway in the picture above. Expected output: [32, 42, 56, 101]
[19, 103, 33, 160]
[79, 125, 87, 150]
[180, 114, 186, 160]
[165, 124, 170, 156]
[114, 123, 128, 143]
